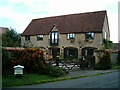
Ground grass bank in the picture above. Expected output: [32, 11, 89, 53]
[2, 74, 55, 87]
[111, 65, 120, 69]
[3, 70, 117, 87]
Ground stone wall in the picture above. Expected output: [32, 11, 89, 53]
[21, 33, 104, 60]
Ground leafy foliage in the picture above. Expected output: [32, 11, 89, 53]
[38, 64, 68, 77]
[11, 48, 46, 73]
[103, 39, 113, 49]
[2, 48, 67, 77]
[94, 50, 111, 70]
[117, 51, 120, 65]
[2, 28, 21, 47]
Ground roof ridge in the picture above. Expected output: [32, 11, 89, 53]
[33, 10, 107, 21]
[22, 10, 107, 35]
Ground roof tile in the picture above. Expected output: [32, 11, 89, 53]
[22, 10, 106, 35]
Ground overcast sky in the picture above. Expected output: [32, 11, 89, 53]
[0, 0, 119, 43]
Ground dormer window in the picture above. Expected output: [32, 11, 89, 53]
[50, 31, 59, 46]
[25, 36, 30, 41]
[67, 33, 75, 39]
[37, 35, 43, 40]
[85, 32, 94, 40]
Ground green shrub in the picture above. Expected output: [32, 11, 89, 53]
[94, 50, 111, 70]
[3, 48, 68, 77]
[86, 56, 95, 68]
[2, 48, 47, 75]
[2, 50, 14, 75]
[38, 64, 68, 77]
[117, 51, 120, 65]
[48, 66, 67, 77]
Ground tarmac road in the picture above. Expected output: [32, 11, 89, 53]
[9, 71, 119, 88]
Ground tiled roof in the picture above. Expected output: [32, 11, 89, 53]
[22, 10, 107, 35]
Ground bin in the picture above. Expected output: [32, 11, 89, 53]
[13, 65, 24, 77]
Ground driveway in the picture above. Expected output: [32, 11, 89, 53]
[5, 71, 119, 88]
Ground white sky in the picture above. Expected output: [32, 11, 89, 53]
[0, 0, 119, 43]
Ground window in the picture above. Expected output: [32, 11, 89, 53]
[67, 33, 75, 39]
[64, 48, 78, 59]
[105, 32, 107, 39]
[85, 48, 94, 56]
[86, 32, 94, 40]
[37, 35, 43, 40]
[25, 36, 30, 41]
[50, 31, 59, 45]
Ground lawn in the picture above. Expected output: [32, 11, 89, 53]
[111, 65, 120, 69]
[3, 65, 120, 87]
[2, 74, 55, 87]
[3, 71, 116, 87]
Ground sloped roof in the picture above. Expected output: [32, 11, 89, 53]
[22, 10, 107, 36]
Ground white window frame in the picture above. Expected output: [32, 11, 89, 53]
[37, 35, 43, 40]
[86, 32, 94, 40]
[67, 33, 75, 39]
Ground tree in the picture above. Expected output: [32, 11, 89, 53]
[2, 28, 21, 47]
[117, 51, 120, 65]
[103, 38, 113, 49]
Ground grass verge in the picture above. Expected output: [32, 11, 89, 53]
[111, 65, 120, 69]
[2, 74, 54, 87]
[3, 70, 117, 87]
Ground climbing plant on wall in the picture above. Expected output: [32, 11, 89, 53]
[103, 38, 113, 49]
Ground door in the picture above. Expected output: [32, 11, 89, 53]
[82, 47, 95, 57]
[50, 48, 60, 59]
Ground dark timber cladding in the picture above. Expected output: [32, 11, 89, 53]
[22, 10, 106, 36]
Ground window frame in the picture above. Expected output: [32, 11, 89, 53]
[64, 48, 78, 59]
[50, 31, 59, 46]
[67, 33, 75, 40]
[105, 32, 107, 39]
[25, 36, 30, 41]
[37, 35, 43, 41]
[85, 32, 94, 40]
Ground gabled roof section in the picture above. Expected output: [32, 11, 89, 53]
[22, 10, 107, 36]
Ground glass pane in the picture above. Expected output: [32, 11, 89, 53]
[86, 32, 94, 39]
[73, 33, 75, 37]
[55, 32, 57, 39]
[55, 32, 58, 43]
[91, 33, 94, 39]
[67, 34, 69, 39]
[52, 33, 54, 43]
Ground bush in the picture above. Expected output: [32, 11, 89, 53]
[2, 48, 68, 77]
[117, 51, 120, 65]
[2, 50, 14, 75]
[86, 56, 95, 68]
[94, 50, 111, 70]
[37, 63, 68, 77]
[48, 66, 68, 77]
[2, 48, 47, 74]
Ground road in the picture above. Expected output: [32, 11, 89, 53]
[8, 71, 119, 88]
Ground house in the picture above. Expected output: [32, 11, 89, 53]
[0, 27, 8, 47]
[21, 10, 110, 60]
[0, 27, 8, 34]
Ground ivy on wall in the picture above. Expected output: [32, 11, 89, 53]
[103, 38, 113, 49]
